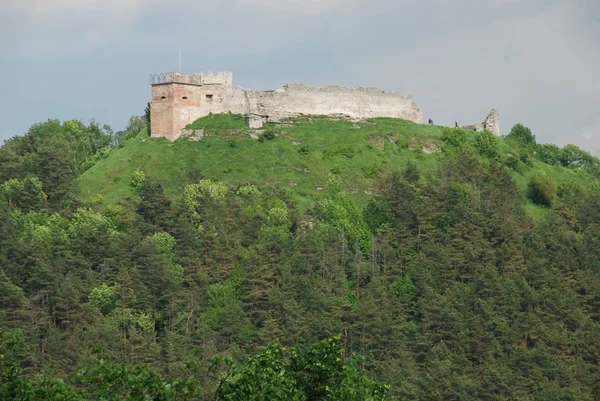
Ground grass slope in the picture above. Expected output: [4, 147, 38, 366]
[78, 114, 592, 216]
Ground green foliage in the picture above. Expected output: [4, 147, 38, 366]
[507, 123, 536, 147]
[131, 169, 146, 190]
[213, 336, 395, 401]
[0, 119, 112, 210]
[535, 143, 562, 165]
[529, 172, 557, 207]
[298, 145, 310, 155]
[136, 178, 172, 226]
[6, 115, 600, 401]
[402, 160, 420, 184]
[237, 184, 261, 197]
[126, 115, 147, 137]
[362, 162, 383, 178]
[535, 143, 600, 177]
[316, 188, 371, 252]
[0, 177, 46, 212]
[324, 144, 355, 159]
[391, 275, 417, 304]
[89, 284, 120, 315]
[151, 232, 177, 256]
[475, 130, 501, 160]
[144, 102, 152, 135]
[184, 179, 228, 203]
[261, 130, 276, 141]
[441, 127, 468, 150]
[77, 362, 176, 400]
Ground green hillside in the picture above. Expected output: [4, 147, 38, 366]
[5, 115, 600, 400]
[79, 114, 595, 218]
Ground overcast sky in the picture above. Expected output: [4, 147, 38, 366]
[1, 0, 598, 152]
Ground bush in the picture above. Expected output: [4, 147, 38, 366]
[362, 162, 382, 178]
[324, 145, 354, 159]
[442, 128, 467, 150]
[260, 130, 276, 141]
[505, 155, 526, 173]
[529, 172, 557, 207]
[475, 131, 500, 160]
[131, 169, 146, 190]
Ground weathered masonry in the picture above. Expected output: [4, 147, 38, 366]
[149, 72, 423, 141]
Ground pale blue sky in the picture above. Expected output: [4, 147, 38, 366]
[1, 0, 599, 151]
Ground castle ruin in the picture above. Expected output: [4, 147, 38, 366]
[462, 109, 500, 136]
[149, 71, 423, 140]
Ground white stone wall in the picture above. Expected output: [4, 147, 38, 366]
[483, 109, 500, 136]
[246, 84, 422, 125]
[150, 73, 424, 140]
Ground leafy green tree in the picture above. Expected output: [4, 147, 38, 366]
[213, 336, 395, 401]
[529, 172, 557, 206]
[145, 102, 152, 135]
[0, 177, 46, 212]
[89, 284, 120, 316]
[535, 143, 562, 165]
[507, 123, 536, 147]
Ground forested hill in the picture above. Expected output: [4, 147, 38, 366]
[2, 115, 600, 400]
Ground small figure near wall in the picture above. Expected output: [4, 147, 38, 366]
[428, 118, 433, 125]
[455, 121, 458, 128]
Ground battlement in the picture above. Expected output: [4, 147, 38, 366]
[149, 71, 232, 87]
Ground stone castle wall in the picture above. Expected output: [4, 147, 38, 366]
[247, 84, 422, 125]
[150, 71, 423, 140]
[461, 108, 501, 136]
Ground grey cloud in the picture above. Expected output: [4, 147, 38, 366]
[1, 0, 599, 153]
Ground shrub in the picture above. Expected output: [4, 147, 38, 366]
[260, 130, 276, 141]
[475, 131, 500, 160]
[529, 172, 557, 207]
[337, 145, 354, 158]
[131, 169, 146, 190]
[442, 128, 467, 150]
[362, 162, 382, 178]
[505, 155, 526, 173]
[324, 145, 355, 160]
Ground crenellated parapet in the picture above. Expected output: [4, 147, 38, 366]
[149, 71, 232, 87]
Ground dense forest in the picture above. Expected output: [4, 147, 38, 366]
[1, 115, 600, 400]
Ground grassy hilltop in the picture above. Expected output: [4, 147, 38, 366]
[5, 114, 600, 399]
[79, 113, 593, 219]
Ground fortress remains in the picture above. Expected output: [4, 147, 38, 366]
[149, 71, 423, 140]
